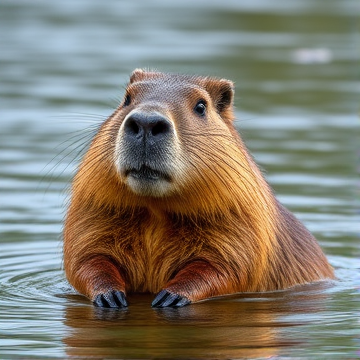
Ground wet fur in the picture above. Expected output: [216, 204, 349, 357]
[63, 69, 334, 305]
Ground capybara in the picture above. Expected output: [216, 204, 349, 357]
[63, 69, 334, 308]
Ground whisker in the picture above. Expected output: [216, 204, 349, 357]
[40, 121, 104, 195]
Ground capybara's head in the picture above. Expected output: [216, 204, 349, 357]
[79, 69, 267, 215]
[115, 69, 237, 196]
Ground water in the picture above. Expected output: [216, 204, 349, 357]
[1, 0, 359, 358]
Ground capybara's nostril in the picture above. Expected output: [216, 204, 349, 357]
[125, 118, 141, 136]
[124, 112, 171, 140]
[151, 120, 170, 136]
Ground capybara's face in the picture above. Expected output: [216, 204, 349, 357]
[113, 69, 236, 198]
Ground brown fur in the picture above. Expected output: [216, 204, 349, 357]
[63, 69, 334, 306]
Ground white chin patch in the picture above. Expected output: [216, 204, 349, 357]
[126, 175, 173, 197]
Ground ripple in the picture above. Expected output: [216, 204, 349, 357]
[0, 240, 71, 308]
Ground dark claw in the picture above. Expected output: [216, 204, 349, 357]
[152, 289, 191, 308]
[93, 290, 128, 308]
[151, 289, 168, 307]
[175, 296, 192, 307]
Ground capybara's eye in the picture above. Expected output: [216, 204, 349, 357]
[123, 94, 131, 107]
[194, 100, 206, 117]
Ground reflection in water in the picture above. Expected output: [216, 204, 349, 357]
[63, 285, 331, 359]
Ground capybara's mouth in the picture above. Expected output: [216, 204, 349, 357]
[126, 166, 171, 182]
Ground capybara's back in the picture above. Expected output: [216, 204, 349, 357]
[63, 69, 334, 308]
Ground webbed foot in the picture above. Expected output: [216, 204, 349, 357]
[152, 289, 191, 308]
[93, 290, 128, 308]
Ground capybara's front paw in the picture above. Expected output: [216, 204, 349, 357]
[93, 290, 128, 308]
[151, 289, 191, 308]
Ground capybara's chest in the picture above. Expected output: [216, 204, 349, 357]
[112, 219, 205, 293]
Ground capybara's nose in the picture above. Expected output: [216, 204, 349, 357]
[124, 112, 172, 143]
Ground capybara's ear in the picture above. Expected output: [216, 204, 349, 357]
[217, 80, 234, 113]
[129, 68, 162, 83]
[205, 78, 235, 116]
